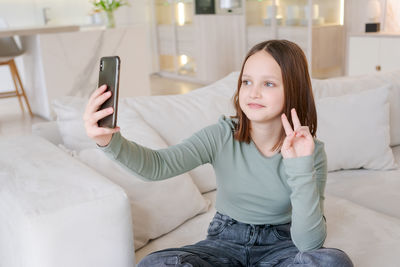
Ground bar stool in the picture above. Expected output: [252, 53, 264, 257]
[0, 22, 33, 116]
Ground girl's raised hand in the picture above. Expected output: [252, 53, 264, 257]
[280, 108, 314, 159]
[83, 84, 120, 147]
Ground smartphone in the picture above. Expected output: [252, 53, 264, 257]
[97, 56, 120, 128]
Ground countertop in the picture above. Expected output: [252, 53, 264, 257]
[0, 24, 109, 38]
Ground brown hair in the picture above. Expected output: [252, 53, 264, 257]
[232, 39, 317, 153]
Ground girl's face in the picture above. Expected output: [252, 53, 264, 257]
[239, 50, 285, 124]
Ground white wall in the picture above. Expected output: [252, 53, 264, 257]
[345, 0, 400, 34]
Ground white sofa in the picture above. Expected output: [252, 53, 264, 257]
[1, 70, 400, 267]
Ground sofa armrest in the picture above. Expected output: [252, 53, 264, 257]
[32, 121, 63, 146]
[0, 135, 135, 267]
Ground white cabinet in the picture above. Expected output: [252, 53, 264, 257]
[245, 0, 345, 78]
[348, 35, 400, 76]
[380, 37, 400, 72]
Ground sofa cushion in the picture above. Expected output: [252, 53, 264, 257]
[123, 72, 238, 193]
[78, 108, 210, 250]
[135, 190, 217, 263]
[0, 135, 134, 267]
[325, 144, 400, 219]
[136, 190, 400, 267]
[312, 70, 400, 146]
[323, 195, 400, 267]
[316, 85, 397, 171]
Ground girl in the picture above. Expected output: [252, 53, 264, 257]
[84, 40, 353, 267]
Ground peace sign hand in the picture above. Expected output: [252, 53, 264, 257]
[280, 108, 315, 159]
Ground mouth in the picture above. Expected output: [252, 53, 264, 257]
[248, 103, 266, 109]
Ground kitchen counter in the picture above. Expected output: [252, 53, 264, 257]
[0, 25, 150, 120]
[0, 25, 80, 38]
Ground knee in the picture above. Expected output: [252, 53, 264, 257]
[323, 248, 353, 267]
[296, 248, 354, 267]
[137, 251, 186, 267]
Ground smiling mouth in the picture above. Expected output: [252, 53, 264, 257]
[248, 103, 265, 109]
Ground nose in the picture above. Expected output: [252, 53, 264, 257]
[249, 85, 261, 98]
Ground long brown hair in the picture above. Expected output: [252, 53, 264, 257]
[232, 40, 317, 153]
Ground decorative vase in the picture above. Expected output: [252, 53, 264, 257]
[106, 11, 115, 28]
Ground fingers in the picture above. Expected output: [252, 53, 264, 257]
[281, 131, 296, 157]
[87, 90, 112, 115]
[93, 91, 112, 109]
[92, 107, 114, 123]
[281, 113, 294, 136]
[294, 126, 312, 138]
[83, 86, 114, 131]
[94, 126, 120, 136]
[86, 125, 120, 139]
[283, 132, 295, 147]
[281, 108, 304, 136]
[89, 84, 107, 103]
[291, 108, 302, 131]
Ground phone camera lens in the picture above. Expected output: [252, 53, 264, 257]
[100, 61, 104, 71]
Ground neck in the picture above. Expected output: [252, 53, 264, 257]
[250, 117, 283, 153]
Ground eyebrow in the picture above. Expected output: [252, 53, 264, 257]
[242, 74, 279, 80]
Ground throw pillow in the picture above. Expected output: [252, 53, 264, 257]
[316, 85, 398, 171]
[312, 70, 400, 146]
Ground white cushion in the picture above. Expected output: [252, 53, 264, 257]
[326, 145, 400, 219]
[52, 97, 95, 151]
[312, 70, 400, 146]
[0, 135, 134, 267]
[78, 108, 210, 250]
[324, 195, 400, 267]
[122, 72, 238, 193]
[316, 85, 398, 171]
[135, 190, 217, 263]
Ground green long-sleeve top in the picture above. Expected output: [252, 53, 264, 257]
[99, 115, 327, 252]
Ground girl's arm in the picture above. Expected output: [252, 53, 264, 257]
[98, 118, 230, 181]
[283, 140, 327, 252]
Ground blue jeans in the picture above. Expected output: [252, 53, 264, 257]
[138, 212, 353, 267]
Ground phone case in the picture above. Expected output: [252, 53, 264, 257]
[97, 56, 120, 128]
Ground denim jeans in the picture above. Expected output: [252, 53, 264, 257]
[138, 212, 354, 267]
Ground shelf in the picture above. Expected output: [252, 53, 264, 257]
[245, 0, 343, 26]
[157, 24, 196, 57]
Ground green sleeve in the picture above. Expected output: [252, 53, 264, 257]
[98, 119, 229, 181]
[282, 140, 327, 252]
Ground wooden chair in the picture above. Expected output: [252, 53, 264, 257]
[0, 20, 33, 116]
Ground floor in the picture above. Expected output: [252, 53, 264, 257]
[0, 74, 204, 139]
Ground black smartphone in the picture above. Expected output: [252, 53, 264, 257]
[97, 56, 120, 128]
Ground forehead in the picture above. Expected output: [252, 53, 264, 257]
[243, 50, 282, 80]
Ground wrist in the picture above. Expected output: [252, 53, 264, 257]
[96, 135, 112, 147]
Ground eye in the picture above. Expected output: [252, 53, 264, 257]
[242, 80, 251, 86]
[265, 82, 274, 87]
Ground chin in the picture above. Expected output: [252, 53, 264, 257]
[244, 112, 269, 123]
[244, 110, 280, 124]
